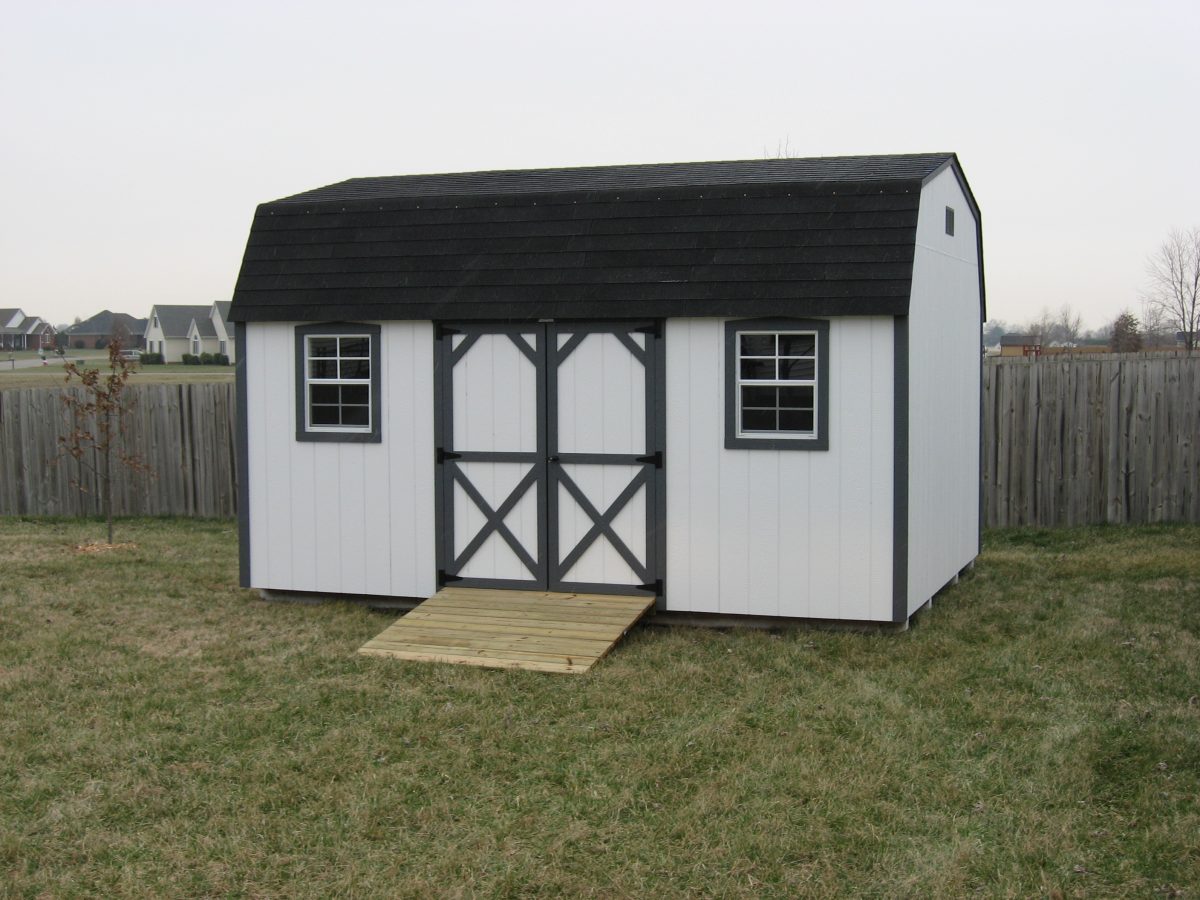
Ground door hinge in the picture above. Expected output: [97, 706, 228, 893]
[436, 448, 462, 464]
[438, 570, 463, 584]
[437, 325, 462, 337]
[638, 578, 664, 596]
[634, 322, 662, 337]
[635, 450, 663, 468]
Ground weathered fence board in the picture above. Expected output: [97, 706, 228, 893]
[2, 356, 1198, 526]
[984, 355, 1200, 527]
[0, 383, 238, 517]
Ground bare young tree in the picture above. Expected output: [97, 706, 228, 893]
[1140, 298, 1175, 349]
[1055, 304, 1083, 347]
[59, 338, 149, 544]
[1026, 308, 1056, 345]
[1143, 227, 1200, 354]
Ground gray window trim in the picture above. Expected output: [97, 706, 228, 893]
[724, 317, 830, 451]
[294, 322, 382, 443]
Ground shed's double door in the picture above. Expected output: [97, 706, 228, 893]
[436, 322, 662, 598]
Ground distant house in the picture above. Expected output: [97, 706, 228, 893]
[62, 310, 146, 350]
[25, 317, 57, 349]
[1176, 331, 1197, 351]
[211, 301, 236, 362]
[181, 302, 237, 362]
[0, 309, 56, 350]
[186, 313, 218, 357]
[143, 304, 213, 361]
[999, 333, 1041, 357]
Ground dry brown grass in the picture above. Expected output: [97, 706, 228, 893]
[1, 519, 1198, 897]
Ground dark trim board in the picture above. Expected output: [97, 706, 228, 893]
[723, 317, 831, 451]
[232, 294, 910, 324]
[235, 321, 251, 589]
[433, 322, 550, 591]
[644, 609, 911, 633]
[259, 588, 425, 612]
[892, 315, 909, 623]
[293, 322, 383, 443]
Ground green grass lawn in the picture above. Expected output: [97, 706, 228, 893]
[1, 520, 1197, 897]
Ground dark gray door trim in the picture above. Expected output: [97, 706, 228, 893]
[434, 320, 664, 599]
[434, 323, 548, 591]
[545, 321, 661, 598]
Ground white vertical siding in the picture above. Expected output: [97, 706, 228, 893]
[245, 321, 437, 598]
[555, 331, 648, 587]
[907, 168, 983, 613]
[666, 317, 894, 621]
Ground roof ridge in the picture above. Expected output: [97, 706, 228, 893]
[273, 153, 956, 204]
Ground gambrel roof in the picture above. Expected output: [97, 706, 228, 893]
[230, 153, 981, 323]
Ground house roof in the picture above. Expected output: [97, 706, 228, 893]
[230, 153, 979, 323]
[0, 309, 23, 329]
[213, 301, 231, 327]
[65, 310, 146, 337]
[152, 305, 214, 338]
[189, 315, 218, 338]
[1000, 333, 1039, 346]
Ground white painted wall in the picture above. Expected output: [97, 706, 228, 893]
[665, 317, 895, 621]
[244, 321, 437, 598]
[449, 330, 540, 580]
[211, 308, 237, 363]
[554, 330, 648, 587]
[907, 167, 982, 613]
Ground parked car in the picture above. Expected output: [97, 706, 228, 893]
[118, 349, 142, 361]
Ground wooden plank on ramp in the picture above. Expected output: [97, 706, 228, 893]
[358, 587, 654, 674]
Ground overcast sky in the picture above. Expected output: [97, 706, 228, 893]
[3, 0, 1197, 331]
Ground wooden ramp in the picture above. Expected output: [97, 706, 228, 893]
[358, 587, 654, 674]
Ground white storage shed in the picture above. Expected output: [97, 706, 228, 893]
[229, 154, 984, 626]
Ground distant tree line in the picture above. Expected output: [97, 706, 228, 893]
[984, 227, 1199, 354]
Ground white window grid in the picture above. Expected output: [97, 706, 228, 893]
[305, 334, 372, 432]
[735, 330, 818, 438]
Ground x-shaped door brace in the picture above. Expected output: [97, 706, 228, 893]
[554, 466, 650, 584]
[445, 324, 653, 586]
[554, 330, 647, 367]
[450, 464, 541, 578]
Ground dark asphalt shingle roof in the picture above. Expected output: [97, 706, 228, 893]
[999, 333, 1038, 346]
[231, 153, 976, 323]
[276, 154, 956, 203]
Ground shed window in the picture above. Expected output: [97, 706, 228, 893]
[724, 318, 829, 451]
[295, 323, 382, 443]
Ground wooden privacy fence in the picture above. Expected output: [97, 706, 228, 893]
[1, 357, 1198, 526]
[0, 383, 237, 517]
[984, 354, 1200, 527]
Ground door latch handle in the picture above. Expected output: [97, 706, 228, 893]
[547, 455, 560, 463]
